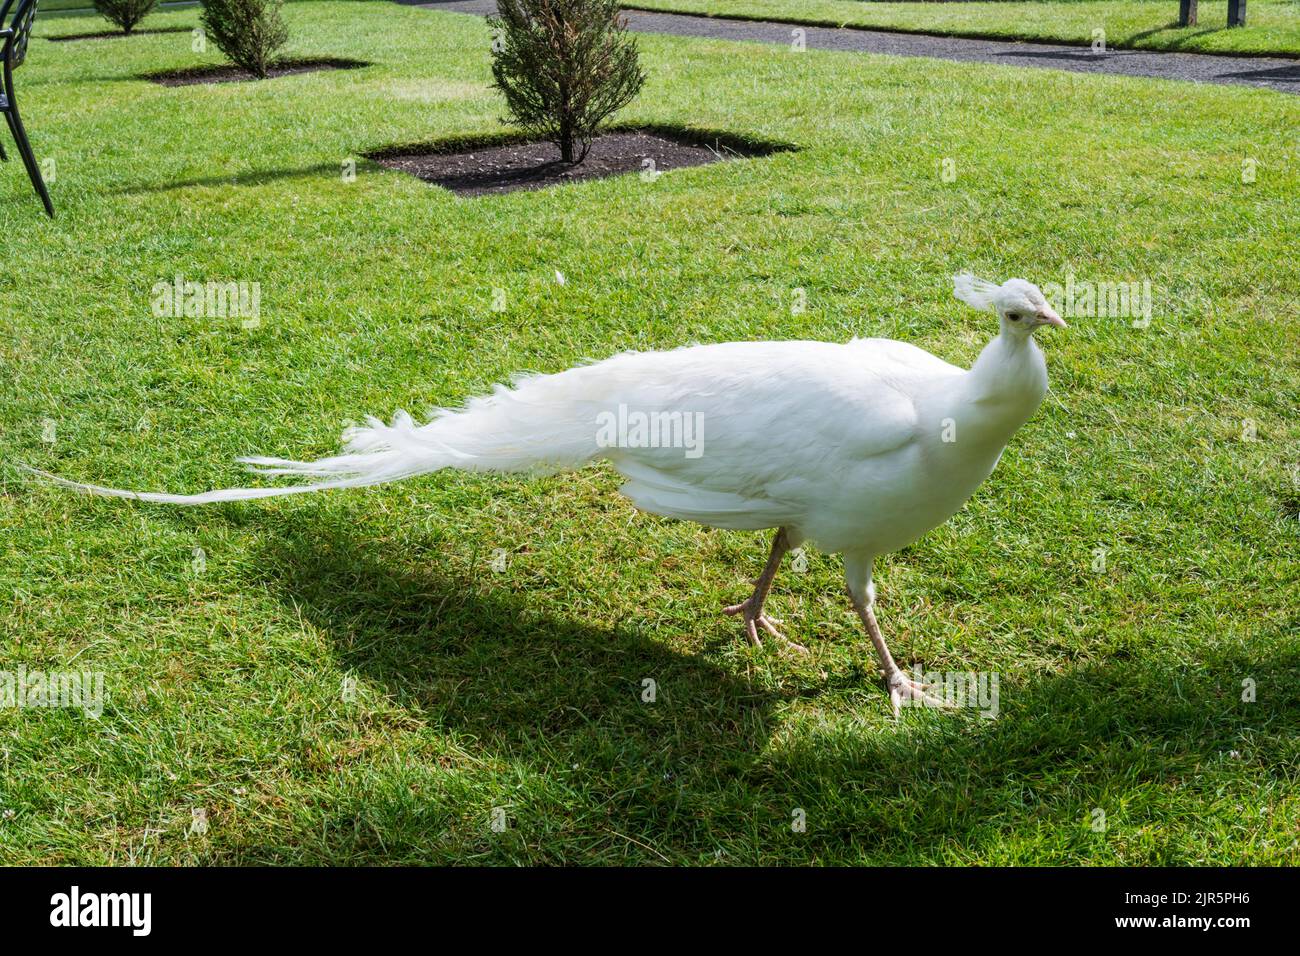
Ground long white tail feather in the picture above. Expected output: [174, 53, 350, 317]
[18, 361, 628, 505]
[17, 464, 402, 505]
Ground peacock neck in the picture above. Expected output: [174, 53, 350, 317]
[951, 331, 1049, 448]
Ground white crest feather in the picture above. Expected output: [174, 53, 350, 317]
[953, 272, 1001, 312]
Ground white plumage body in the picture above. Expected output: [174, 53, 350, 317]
[27, 336, 1049, 561]
[576, 338, 1014, 556]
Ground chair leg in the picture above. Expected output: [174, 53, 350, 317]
[4, 100, 53, 218]
[0, 130, 8, 163]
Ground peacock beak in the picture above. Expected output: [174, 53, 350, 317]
[1035, 307, 1067, 329]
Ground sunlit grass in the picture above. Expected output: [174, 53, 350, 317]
[0, 1, 1296, 864]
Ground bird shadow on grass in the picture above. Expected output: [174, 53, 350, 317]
[762, 627, 1300, 863]
[252, 518, 1300, 863]
[253, 519, 789, 852]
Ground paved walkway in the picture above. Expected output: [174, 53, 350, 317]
[403, 0, 1300, 94]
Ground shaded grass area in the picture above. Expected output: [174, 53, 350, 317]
[2, 1, 1298, 864]
[624, 0, 1300, 57]
[142, 56, 371, 86]
[45, 27, 193, 42]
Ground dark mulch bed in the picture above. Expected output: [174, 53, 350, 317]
[144, 57, 368, 87]
[47, 27, 191, 42]
[368, 127, 792, 197]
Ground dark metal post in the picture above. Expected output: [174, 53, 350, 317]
[1178, 0, 1197, 26]
[1227, 0, 1246, 26]
[0, 0, 55, 217]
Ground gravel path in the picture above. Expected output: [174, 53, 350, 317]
[401, 0, 1300, 95]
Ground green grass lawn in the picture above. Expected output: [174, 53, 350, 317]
[2, 0, 1298, 865]
[626, 0, 1300, 57]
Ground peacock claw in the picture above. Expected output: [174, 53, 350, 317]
[886, 669, 954, 718]
[723, 598, 807, 654]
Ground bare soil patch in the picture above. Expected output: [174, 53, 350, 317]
[145, 57, 369, 87]
[47, 27, 191, 42]
[368, 127, 792, 196]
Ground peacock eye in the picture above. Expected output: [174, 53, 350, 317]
[1008, 313, 1022, 322]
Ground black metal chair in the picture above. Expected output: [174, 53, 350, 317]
[0, 0, 52, 217]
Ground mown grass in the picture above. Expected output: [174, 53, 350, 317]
[626, 0, 1300, 57]
[1, 1, 1297, 864]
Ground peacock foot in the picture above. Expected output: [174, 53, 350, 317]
[886, 668, 955, 718]
[722, 597, 807, 654]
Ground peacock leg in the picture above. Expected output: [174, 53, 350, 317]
[723, 527, 806, 653]
[845, 554, 952, 717]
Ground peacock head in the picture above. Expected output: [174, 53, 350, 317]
[952, 273, 1067, 339]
